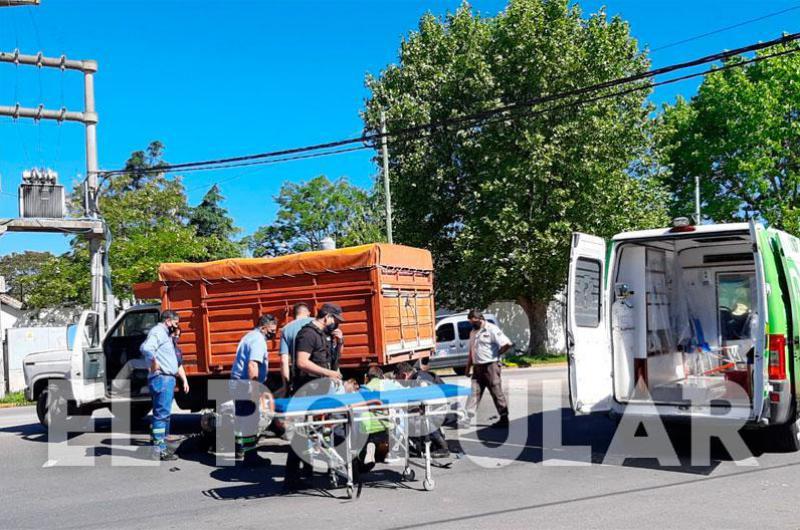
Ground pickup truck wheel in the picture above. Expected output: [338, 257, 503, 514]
[36, 389, 75, 428]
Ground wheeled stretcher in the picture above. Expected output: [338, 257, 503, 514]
[273, 383, 471, 499]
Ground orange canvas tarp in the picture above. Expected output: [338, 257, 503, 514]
[157, 243, 433, 282]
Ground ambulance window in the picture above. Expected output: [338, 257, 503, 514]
[574, 258, 601, 328]
[436, 323, 455, 342]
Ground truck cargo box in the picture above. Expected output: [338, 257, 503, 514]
[133, 243, 435, 376]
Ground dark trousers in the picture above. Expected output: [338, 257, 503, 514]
[467, 362, 508, 418]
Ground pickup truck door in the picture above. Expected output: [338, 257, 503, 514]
[567, 233, 612, 414]
[69, 310, 105, 405]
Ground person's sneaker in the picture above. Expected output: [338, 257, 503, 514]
[364, 442, 376, 465]
[490, 417, 510, 429]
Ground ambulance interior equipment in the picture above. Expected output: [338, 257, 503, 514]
[273, 383, 470, 499]
[611, 233, 758, 406]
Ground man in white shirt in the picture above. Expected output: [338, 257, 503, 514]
[465, 309, 512, 429]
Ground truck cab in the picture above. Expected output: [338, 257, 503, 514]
[23, 303, 161, 426]
[567, 220, 800, 450]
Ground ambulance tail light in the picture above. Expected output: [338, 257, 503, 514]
[768, 334, 787, 380]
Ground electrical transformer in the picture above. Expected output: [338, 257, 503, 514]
[18, 168, 66, 219]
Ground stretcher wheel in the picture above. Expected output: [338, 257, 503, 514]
[423, 479, 435, 491]
[401, 468, 415, 481]
[345, 485, 354, 499]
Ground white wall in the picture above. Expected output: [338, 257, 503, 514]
[487, 295, 566, 354]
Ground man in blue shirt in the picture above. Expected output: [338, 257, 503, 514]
[230, 313, 276, 465]
[140, 310, 189, 461]
[278, 302, 314, 396]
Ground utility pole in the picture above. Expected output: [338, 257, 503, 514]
[380, 110, 394, 244]
[695, 175, 701, 225]
[0, 50, 112, 333]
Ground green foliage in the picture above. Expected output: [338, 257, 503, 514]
[246, 175, 384, 257]
[363, 0, 668, 351]
[0, 251, 52, 305]
[189, 184, 244, 261]
[23, 142, 241, 307]
[658, 44, 800, 232]
[0, 391, 32, 406]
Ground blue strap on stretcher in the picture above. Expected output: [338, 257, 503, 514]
[273, 383, 471, 414]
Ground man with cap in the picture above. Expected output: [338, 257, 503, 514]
[284, 302, 345, 490]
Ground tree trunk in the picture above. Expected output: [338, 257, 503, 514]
[517, 295, 549, 355]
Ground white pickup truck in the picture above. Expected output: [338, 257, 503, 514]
[23, 304, 162, 426]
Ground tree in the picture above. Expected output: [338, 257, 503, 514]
[363, 0, 668, 353]
[657, 44, 800, 232]
[0, 251, 52, 304]
[189, 184, 244, 261]
[246, 175, 384, 257]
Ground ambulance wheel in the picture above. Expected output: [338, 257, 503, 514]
[402, 468, 415, 481]
[774, 414, 800, 452]
[423, 479, 435, 491]
[345, 485, 354, 499]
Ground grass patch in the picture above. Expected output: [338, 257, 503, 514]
[502, 353, 567, 368]
[0, 391, 32, 407]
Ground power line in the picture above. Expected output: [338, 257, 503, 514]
[651, 4, 800, 52]
[183, 145, 368, 192]
[98, 31, 800, 178]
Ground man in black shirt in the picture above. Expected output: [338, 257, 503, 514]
[284, 303, 345, 491]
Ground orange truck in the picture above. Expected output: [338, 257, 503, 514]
[129, 243, 435, 409]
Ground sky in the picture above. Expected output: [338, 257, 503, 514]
[0, 0, 799, 257]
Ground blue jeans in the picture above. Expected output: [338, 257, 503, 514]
[149, 374, 176, 453]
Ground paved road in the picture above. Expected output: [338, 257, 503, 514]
[1, 366, 799, 529]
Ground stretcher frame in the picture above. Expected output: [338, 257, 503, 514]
[278, 396, 464, 499]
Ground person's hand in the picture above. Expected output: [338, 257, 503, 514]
[329, 370, 343, 380]
[181, 379, 190, 394]
[150, 359, 160, 373]
[331, 329, 344, 342]
[464, 368, 471, 378]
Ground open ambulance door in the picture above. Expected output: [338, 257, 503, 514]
[750, 221, 770, 422]
[567, 233, 612, 414]
[68, 310, 105, 405]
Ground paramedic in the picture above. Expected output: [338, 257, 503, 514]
[278, 302, 314, 396]
[230, 314, 277, 466]
[140, 310, 189, 461]
[465, 309, 512, 429]
[284, 303, 345, 490]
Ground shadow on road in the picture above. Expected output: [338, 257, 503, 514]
[455, 407, 775, 476]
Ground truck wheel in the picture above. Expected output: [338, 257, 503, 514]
[36, 389, 76, 428]
[453, 367, 467, 376]
[130, 402, 152, 423]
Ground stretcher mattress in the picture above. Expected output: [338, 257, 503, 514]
[274, 383, 470, 414]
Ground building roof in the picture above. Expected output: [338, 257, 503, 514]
[0, 293, 23, 310]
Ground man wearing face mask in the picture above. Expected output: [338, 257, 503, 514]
[230, 314, 277, 465]
[464, 309, 512, 429]
[284, 303, 345, 490]
[140, 310, 189, 461]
